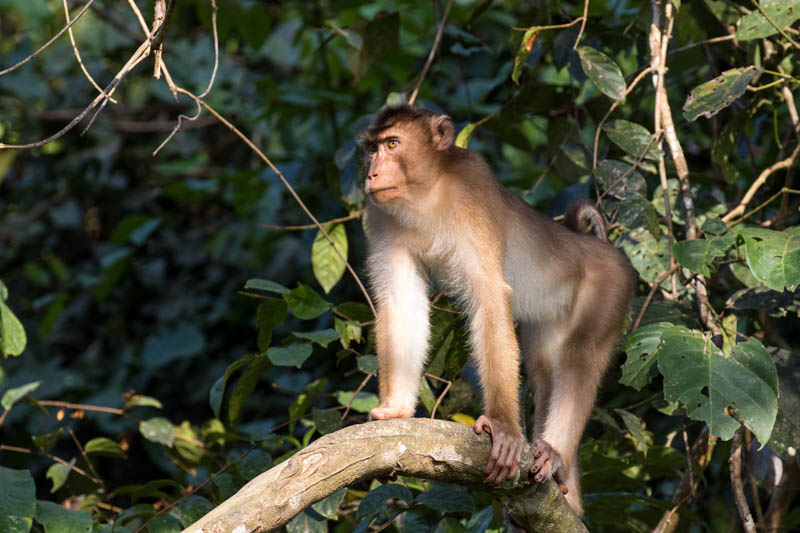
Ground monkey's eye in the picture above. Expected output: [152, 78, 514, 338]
[386, 139, 399, 150]
[366, 143, 377, 153]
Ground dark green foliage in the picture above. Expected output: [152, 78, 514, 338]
[1, 0, 799, 531]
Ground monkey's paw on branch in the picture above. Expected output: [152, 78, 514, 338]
[180, 419, 587, 533]
[532, 438, 569, 495]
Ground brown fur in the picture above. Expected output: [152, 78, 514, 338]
[361, 105, 635, 514]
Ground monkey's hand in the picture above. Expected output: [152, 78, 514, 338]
[531, 438, 569, 495]
[474, 415, 525, 484]
[369, 406, 414, 420]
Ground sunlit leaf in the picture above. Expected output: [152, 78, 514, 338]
[139, 417, 174, 447]
[621, 322, 673, 391]
[283, 284, 330, 320]
[603, 120, 664, 161]
[336, 391, 379, 413]
[267, 343, 313, 368]
[85, 437, 126, 458]
[311, 223, 348, 294]
[736, 0, 800, 40]
[673, 234, 735, 277]
[739, 228, 800, 291]
[46, 459, 75, 493]
[683, 67, 763, 121]
[0, 299, 26, 358]
[1, 381, 40, 410]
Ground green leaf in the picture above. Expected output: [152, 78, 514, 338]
[0, 467, 35, 533]
[228, 355, 271, 421]
[336, 391, 379, 414]
[357, 354, 378, 375]
[139, 417, 174, 447]
[673, 234, 735, 277]
[739, 228, 800, 291]
[283, 284, 330, 320]
[736, 0, 800, 40]
[455, 122, 478, 149]
[176, 496, 214, 527]
[146, 514, 183, 533]
[712, 118, 744, 184]
[334, 317, 362, 348]
[658, 327, 778, 443]
[32, 429, 63, 454]
[35, 501, 92, 533]
[594, 160, 647, 198]
[244, 278, 290, 295]
[417, 483, 474, 514]
[0, 299, 27, 358]
[209, 353, 259, 419]
[312, 223, 348, 294]
[624, 239, 670, 287]
[1, 381, 40, 410]
[311, 487, 347, 520]
[45, 459, 74, 493]
[124, 395, 163, 410]
[512, 28, 538, 84]
[287, 511, 326, 533]
[85, 437, 126, 458]
[419, 375, 436, 414]
[615, 409, 649, 456]
[288, 378, 326, 431]
[256, 299, 287, 352]
[234, 449, 272, 481]
[621, 322, 673, 390]
[769, 348, 800, 459]
[683, 67, 763, 121]
[312, 407, 342, 435]
[292, 328, 339, 347]
[577, 46, 626, 101]
[618, 193, 661, 237]
[267, 343, 313, 368]
[357, 483, 413, 519]
[603, 120, 664, 161]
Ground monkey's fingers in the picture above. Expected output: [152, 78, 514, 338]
[487, 441, 513, 484]
[553, 468, 569, 495]
[369, 406, 413, 420]
[473, 415, 493, 435]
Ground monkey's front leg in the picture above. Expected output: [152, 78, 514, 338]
[368, 247, 431, 421]
[467, 279, 525, 484]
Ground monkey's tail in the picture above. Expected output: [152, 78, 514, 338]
[564, 200, 609, 242]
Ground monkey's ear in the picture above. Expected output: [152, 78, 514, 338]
[432, 115, 454, 151]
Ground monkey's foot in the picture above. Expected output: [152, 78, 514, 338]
[369, 406, 414, 420]
[531, 438, 568, 494]
[474, 415, 525, 484]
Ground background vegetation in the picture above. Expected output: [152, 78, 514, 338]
[0, 0, 798, 531]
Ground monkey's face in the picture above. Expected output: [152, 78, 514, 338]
[362, 119, 448, 209]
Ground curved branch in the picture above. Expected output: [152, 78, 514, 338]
[181, 419, 587, 532]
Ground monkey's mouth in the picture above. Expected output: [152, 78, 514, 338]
[367, 186, 398, 195]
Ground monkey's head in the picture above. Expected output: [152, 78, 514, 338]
[361, 105, 454, 207]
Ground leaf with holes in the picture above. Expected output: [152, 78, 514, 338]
[312, 223, 348, 294]
[739, 228, 800, 291]
[736, 0, 800, 40]
[621, 322, 673, 390]
[673, 234, 735, 277]
[603, 120, 664, 162]
[657, 326, 778, 443]
[683, 67, 763, 121]
[577, 46, 626, 101]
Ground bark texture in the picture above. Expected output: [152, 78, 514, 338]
[182, 418, 588, 532]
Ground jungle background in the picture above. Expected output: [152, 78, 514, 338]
[1, 0, 799, 531]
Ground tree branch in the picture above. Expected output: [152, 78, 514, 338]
[181, 419, 587, 532]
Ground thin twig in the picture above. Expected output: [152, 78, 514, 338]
[667, 34, 736, 56]
[0, 39, 152, 149]
[727, 187, 800, 227]
[0, 444, 102, 485]
[62, 0, 117, 103]
[260, 210, 364, 231]
[722, 144, 800, 221]
[341, 374, 372, 421]
[37, 400, 125, 415]
[681, 421, 695, 500]
[408, 0, 454, 106]
[168, 87, 377, 316]
[730, 424, 757, 533]
[0, 0, 98, 76]
[632, 262, 681, 331]
[69, 429, 104, 490]
[572, 0, 590, 49]
[424, 373, 452, 419]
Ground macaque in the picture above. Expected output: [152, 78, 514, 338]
[361, 105, 634, 515]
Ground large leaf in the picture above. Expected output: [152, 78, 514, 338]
[673, 234, 735, 277]
[209, 353, 259, 419]
[283, 284, 330, 320]
[624, 239, 670, 287]
[620, 322, 673, 390]
[658, 327, 778, 444]
[736, 0, 800, 40]
[311, 223, 348, 294]
[256, 300, 287, 352]
[683, 67, 763, 121]
[603, 120, 664, 161]
[35, 501, 92, 533]
[768, 348, 800, 459]
[139, 417, 174, 447]
[416, 483, 475, 514]
[594, 160, 646, 199]
[577, 46, 626, 101]
[739, 228, 800, 291]
[0, 467, 35, 533]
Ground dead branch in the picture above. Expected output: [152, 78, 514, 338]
[181, 419, 587, 533]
